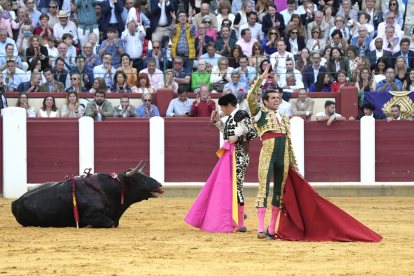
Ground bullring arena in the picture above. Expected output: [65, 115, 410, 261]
[1, 93, 414, 275]
[0, 197, 413, 275]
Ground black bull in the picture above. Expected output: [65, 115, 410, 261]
[11, 163, 164, 228]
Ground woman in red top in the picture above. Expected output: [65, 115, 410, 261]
[33, 14, 53, 38]
[330, 70, 349, 92]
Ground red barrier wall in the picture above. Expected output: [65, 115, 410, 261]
[304, 122, 360, 182]
[18, 118, 414, 184]
[164, 117, 219, 182]
[375, 121, 414, 182]
[94, 118, 150, 174]
[27, 118, 79, 183]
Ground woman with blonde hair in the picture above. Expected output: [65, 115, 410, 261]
[90, 77, 110, 93]
[394, 56, 411, 84]
[26, 35, 49, 70]
[233, 0, 253, 35]
[249, 42, 266, 69]
[210, 56, 233, 93]
[158, 69, 179, 92]
[61, 91, 85, 118]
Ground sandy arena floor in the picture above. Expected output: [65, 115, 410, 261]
[0, 197, 413, 275]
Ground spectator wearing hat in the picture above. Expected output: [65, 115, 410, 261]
[349, 102, 383, 121]
[53, 10, 79, 45]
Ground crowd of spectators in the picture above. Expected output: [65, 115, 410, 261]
[0, 0, 410, 121]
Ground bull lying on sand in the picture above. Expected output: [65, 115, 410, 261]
[12, 162, 164, 228]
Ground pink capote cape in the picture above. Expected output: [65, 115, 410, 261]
[184, 142, 239, 233]
[277, 167, 383, 242]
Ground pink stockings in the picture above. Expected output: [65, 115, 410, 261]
[268, 205, 280, 235]
[257, 206, 280, 234]
[237, 204, 245, 229]
[257, 207, 266, 232]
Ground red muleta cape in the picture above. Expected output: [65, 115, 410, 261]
[277, 168, 383, 242]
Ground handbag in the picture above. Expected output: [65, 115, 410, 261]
[211, 79, 228, 93]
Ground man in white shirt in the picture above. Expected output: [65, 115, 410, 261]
[3, 59, 28, 91]
[166, 86, 193, 117]
[238, 11, 264, 41]
[275, 87, 292, 117]
[0, 29, 17, 57]
[316, 100, 346, 126]
[150, 0, 174, 42]
[270, 40, 294, 75]
[278, 58, 304, 97]
[53, 10, 79, 45]
[93, 53, 116, 87]
[121, 20, 146, 71]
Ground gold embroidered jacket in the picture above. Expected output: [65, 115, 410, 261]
[247, 77, 297, 165]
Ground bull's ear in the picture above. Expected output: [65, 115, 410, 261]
[138, 161, 148, 173]
[126, 161, 142, 177]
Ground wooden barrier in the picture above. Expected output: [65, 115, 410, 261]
[27, 118, 79, 183]
[94, 118, 150, 173]
[1, 117, 414, 191]
[375, 121, 414, 182]
[304, 121, 360, 182]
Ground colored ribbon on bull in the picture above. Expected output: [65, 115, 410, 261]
[71, 174, 80, 228]
[110, 172, 124, 205]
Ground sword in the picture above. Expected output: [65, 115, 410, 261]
[207, 111, 217, 129]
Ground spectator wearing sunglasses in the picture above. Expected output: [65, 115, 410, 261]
[383, 0, 404, 29]
[65, 72, 87, 92]
[216, 19, 237, 40]
[137, 93, 160, 117]
[46, 1, 59, 28]
[377, 11, 403, 41]
[39, 0, 61, 14]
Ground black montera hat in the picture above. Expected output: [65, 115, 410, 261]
[363, 102, 375, 111]
[218, 93, 237, 106]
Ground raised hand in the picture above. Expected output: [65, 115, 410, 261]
[196, 93, 200, 105]
[261, 64, 271, 80]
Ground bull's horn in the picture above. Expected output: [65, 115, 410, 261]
[126, 161, 142, 177]
[139, 161, 148, 172]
